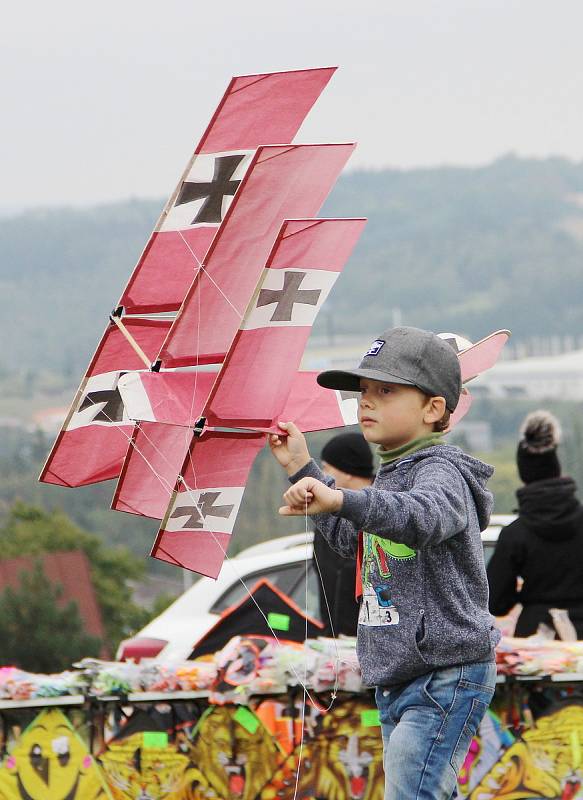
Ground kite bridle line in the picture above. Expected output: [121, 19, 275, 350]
[173, 224, 343, 724]
[173, 226, 344, 707]
[178, 231, 245, 319]
[75, 393, 347, 710]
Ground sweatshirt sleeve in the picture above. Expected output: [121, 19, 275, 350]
[486, 527, 521, 616]
[338, 458, 469, 550]
[290, 460, 359, 559]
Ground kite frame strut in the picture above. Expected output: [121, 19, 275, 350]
[109, 309, 152, 370]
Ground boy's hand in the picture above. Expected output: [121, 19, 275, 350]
[268, 421, 311, 476]
[279, 477, 343, 516]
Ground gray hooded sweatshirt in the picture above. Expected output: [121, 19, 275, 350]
[295, 444, 500, 688]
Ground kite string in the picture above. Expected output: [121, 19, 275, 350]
[183, 457, 344, 710]
[81, 396, 351, 697]
[76, 229, 348, 700]
[176, 224, 345, 710]
[177, 226, 344, 698]
[291, 498, 310, 800]
[75, 395, 351, 708]
[178, 231, 244, 319]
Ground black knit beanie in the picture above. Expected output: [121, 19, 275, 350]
[516, 410, 562, 484]
[321, 432, 374, 478]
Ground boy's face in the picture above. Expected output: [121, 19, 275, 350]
[358, 379, 440, 449]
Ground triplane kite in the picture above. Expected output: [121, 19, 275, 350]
[40, 67, 509, 579]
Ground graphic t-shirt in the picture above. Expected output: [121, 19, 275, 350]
[358, 533, 416, 627]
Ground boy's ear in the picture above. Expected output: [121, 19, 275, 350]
[423, 395, 446, 424]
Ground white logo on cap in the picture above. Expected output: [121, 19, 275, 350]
[365, 339, 385, 357]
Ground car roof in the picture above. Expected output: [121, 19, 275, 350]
[236, 513, 515, 556]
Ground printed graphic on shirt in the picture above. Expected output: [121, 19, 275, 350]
[358, 533, 416, 628]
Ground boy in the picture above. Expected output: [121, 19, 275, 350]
[269, 326, 499, 800]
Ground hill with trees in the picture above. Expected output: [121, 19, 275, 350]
[2, 155, 583, 603]
[2, 155, 583, 379]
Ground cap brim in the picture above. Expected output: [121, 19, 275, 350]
[317, 368, 417, 392]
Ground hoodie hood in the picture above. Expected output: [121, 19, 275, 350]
[516, 476, 583, 541]
[381, 444, 495, 532]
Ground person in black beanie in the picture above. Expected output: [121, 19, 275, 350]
[314, 432, 374, 636]
[487, 410, 583, 638]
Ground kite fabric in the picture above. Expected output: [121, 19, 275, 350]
[189, 579, 325, 658]
[119, 67, 337, 314]
[0, 708, 111, 800]
[113, 216, 364, 533]
[157, 143, 356, 369]
[457, 330, 510, 383]
[152, 431, 265, 577]
[116, 369, 359, 432]
[39, 68, 336, 491]
[111, 421, 195, 519]
[39, 320, 171, 487]
[204, 217, 366, 429]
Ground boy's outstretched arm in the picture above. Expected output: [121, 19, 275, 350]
[268, 421, 358, 559]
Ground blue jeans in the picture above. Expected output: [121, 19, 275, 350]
[375, 661, 496, 800]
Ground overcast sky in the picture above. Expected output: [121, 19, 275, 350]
[3, 0, 583, 209]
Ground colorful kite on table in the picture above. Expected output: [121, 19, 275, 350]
[99, 710, 192, 800]
[469, 703, 583, 799]
[0, 708, 111, 800]
[258, 696, 385, 800]
[39, 66, 511, 580]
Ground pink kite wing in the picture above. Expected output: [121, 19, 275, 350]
[116, 370, 216, 427]
[116, 368, 359, 434]
[41, 68, 336, 489]
[39, 319, 171, 487]
[151, 431, 265, 577]
[204, 218, 366, 428]
[448, 388, 473, 430]
[111, 422, 195, 519]
[118, 68, 336, 314]
[458, 330, 511, 383]
[257, 371, 360, 433]
[115, 371, 214, 427]
[157, 143, 356, 368]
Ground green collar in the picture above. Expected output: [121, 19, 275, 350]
[378, 433, 444, 464]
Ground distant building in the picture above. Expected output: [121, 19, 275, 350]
[305, 338, 583, 402]
[471, 349, 583, 401]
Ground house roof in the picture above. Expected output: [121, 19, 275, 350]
[0, 550, 106, 643]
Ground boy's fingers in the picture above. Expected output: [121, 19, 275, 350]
[283, 489, 313, 504]
[279, 505, 301, 516]
[278, 420, 302, 437]
[283, 421, 300, 436]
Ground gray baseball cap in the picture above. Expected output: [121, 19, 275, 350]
[317, 326, 462, 411]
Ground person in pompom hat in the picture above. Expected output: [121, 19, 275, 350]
[487, 410, 583, 638]
[315, 432, 374, 636]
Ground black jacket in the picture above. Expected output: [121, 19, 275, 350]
[313, 532, 359, 637]
[487, 476, 583, 637]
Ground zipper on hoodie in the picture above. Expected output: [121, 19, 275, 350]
[417, 608, 426, 645]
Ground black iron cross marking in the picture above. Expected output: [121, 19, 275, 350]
[174, 154, 246, 225]
[169, 491, 235, 529]
[256, 271, 322, 322]
[79, 375, 127, 423]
